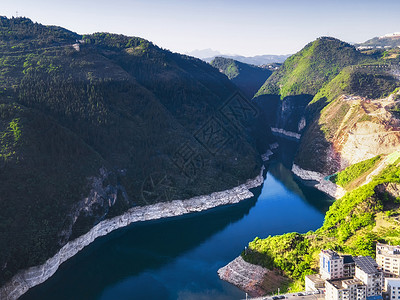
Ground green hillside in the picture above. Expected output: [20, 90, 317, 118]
[295, 64, 400, 173]
[255, 37, 368, 98]
[239, 36, 400, 294]
[210, 56, 272, 99]
[0, 17, 271, 285]
[244, 156, 400, 292]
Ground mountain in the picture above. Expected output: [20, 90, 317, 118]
[235, 36, 400, 292]
[245, 153, 400, 290]
[253, 37, 370, 133]
[185, 48, 222, 59]
[204, 54, 290, 65]
[0, 17, 273, 287]
[256, 37, 369, 98]
[210, 57, 272, 99]
[356, 32, 400, 49]
[254, 36, 400, 174]
[295, 65, 400, 174]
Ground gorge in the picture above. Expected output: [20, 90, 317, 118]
[1, 16, 400, 300]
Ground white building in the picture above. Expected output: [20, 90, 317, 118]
[385, 278, 400, 299]
[320, 250, 345, 280]
[326, 278, 367, 300]
[376, 243, 400, 277]
[353, 256, 384, 298]
[305, 274, 325, 291]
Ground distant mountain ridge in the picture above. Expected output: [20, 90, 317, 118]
[355, 32, 400, 49]
[204, 54, 290, 66]
[185, 48, 222, 59]
[210, 56, 272, 99]
[185, 49, 289, 65]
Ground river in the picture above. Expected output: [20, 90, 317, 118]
[22, 147, 332, 300]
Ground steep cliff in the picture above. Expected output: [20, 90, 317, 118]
[295, 66, 400, 174]
[254, 37, 369, 136]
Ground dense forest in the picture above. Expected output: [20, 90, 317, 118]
[0, 17, 273, 285]
[210, 56, 272, 99]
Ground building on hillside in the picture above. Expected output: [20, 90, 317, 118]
[325, 277, 367, 300]
[305, 274, 325, 291]
[385, 278, 400, 299]
[320, 250, 345, 280]
[353, 256, 384, 297]
[376, 243, 400, 277]
[343, 255, 356, 278]
[320, 250, 356, 280]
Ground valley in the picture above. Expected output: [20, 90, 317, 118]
[1, 16, 400, 300]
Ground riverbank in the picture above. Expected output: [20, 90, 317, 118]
[271, 127, 301, 140]
[0, 167, 265, 300]
[218, 256, 288, 297]
[291, 164, 346, 199]
[218, 163, 342, 296]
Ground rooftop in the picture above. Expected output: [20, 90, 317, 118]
[327, 277, 364, 289]
[343, 255, 355, 264]
[320, 249, 341, 259]
[386, 278, 400, 287]
[377, 243, 400, 256]
[305, 274, 325, 284]
[353, 256, 379, 274]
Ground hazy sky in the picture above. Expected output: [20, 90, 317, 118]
[2, 0, 400, 56]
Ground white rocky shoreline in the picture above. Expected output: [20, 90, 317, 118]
[218, 256, 269, 297]
[217, 163, 346, 296]
[271, 127, 301, 140]
[0, 166, 265, 300]
[291, 163, 346, 199]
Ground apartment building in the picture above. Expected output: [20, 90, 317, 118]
[386, 278, 400, 300]
[326, 278, 367, 300]
[376, 243, 400, 277]
[353, 256, 384, 298]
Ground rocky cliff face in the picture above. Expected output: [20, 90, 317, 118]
[296, 92, 400, 175]
[275, 95, 313, 134]
[0, 167, 265, 300]
[218, 256, 289, 297]
[218, 256, 268, 297]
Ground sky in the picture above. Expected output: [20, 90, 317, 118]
[2, 0, 400, 57]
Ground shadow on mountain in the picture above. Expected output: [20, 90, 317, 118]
[294, 96, 346, 175]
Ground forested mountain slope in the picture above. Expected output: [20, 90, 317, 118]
[210, 57, 272, 99]
[0, 17, 272, 285]
[254, 36, 400, 173]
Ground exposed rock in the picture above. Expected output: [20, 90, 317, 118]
[385, 183, 400, 199]
[298, 116, 306, 132]
[375, 182, 400, 199]
[261, 150, 274, 162]
[271, 127, 301, 140]
[0, 167, 265, 300]
[58, 167, 117, 245]
[291, 164, 346, 199]
[296, 94, 400, 174]
[340, 121, 400, 167]
[275, 95, 312, 133]
[218, 256, 268, 297]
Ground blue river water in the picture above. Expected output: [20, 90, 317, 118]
[22, 159, 332, 300]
